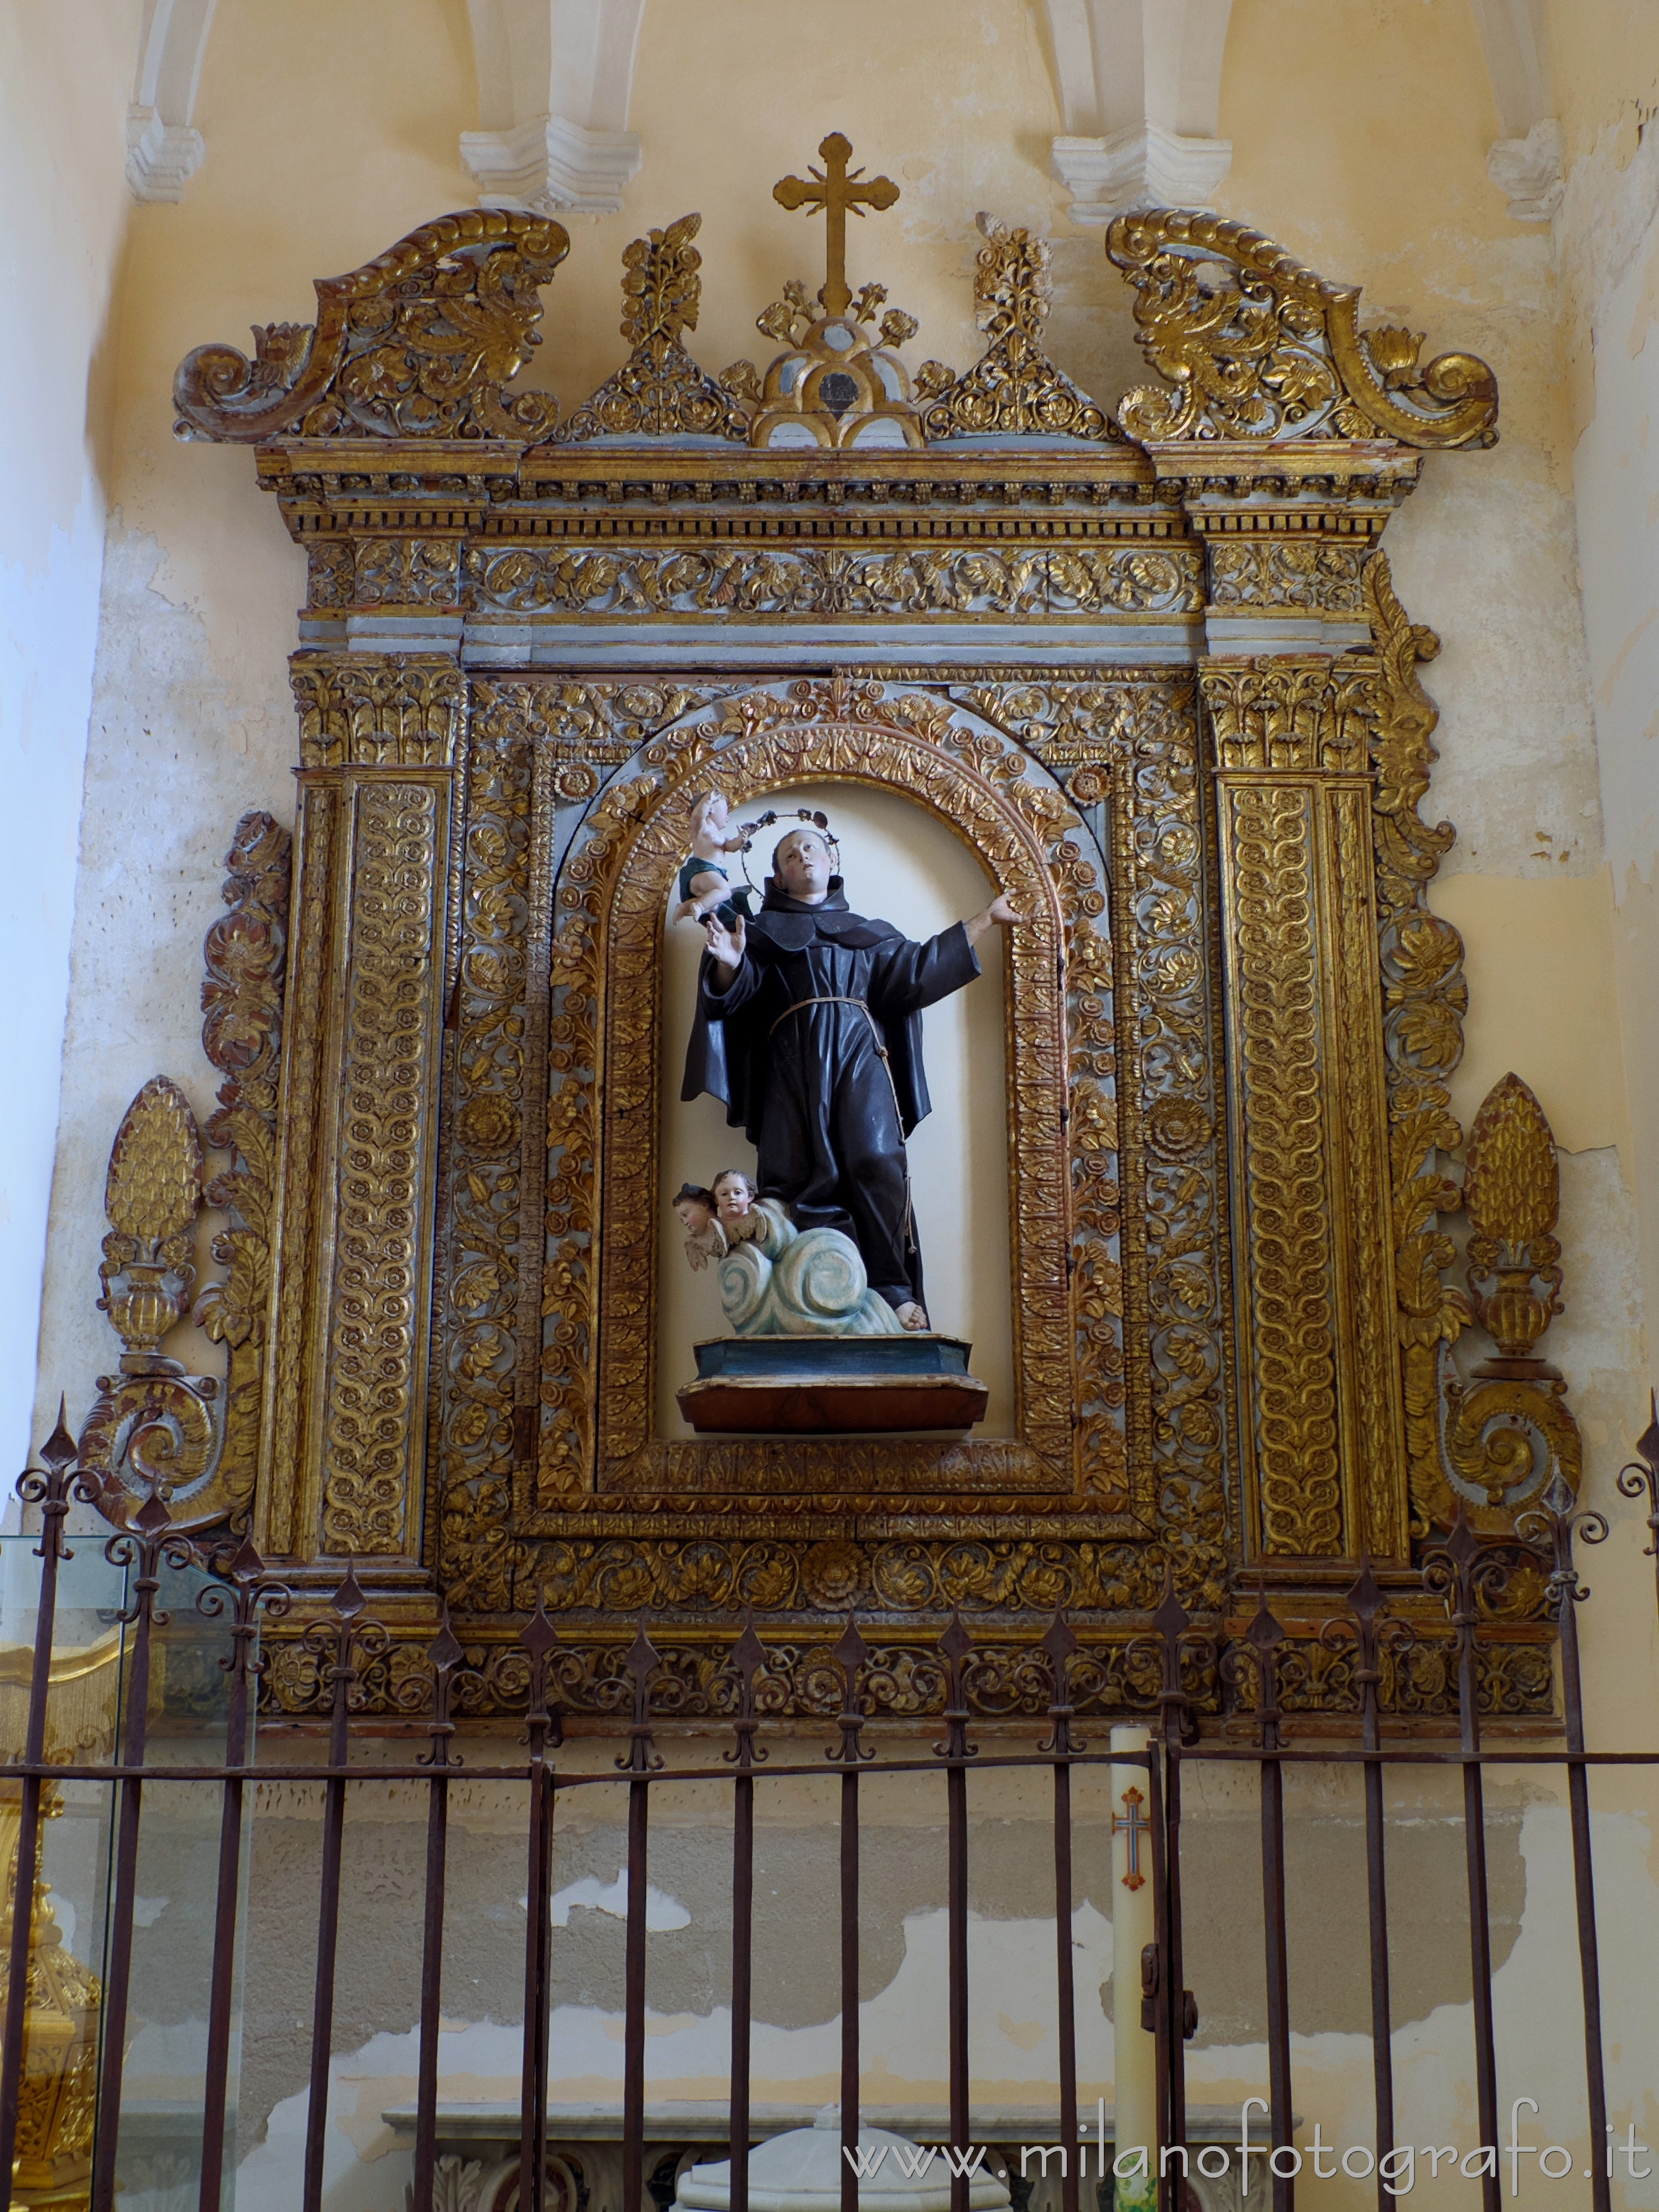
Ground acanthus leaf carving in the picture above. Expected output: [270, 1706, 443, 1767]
[1360, 554, 1579, 1537]
[192, 811, 293, 1525]
[1106, 211, 1499, 448]
[174, 211, 569, 444]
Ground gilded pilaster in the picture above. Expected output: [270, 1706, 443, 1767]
[1204, 656, 1409, 1563]
[259, 651, 465, 1578]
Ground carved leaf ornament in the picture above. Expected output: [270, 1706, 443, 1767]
[1106, 211, 1499, 447]
[173, 210, 570, 443]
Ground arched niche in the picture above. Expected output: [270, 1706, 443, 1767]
[539, 690, 1118, 1505]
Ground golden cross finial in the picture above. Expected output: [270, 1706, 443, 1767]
[773, 132, 899, 320]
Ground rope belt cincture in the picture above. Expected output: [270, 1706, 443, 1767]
[767, 994, 917, 1255]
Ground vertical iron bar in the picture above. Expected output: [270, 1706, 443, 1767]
[1260, 1757, 1292, 2212]
[618, 1620, 661, 2212]
[937, 1614, 976, 2212]
[1532, 1475, 1612, 2212]
[623, 1777, 648, 2212]
[518, 1600, 561, 2212]
[829, 1616, 871, 2212]
[0, 1408, 87, 2203]
[300, 1568, 373, 2212]
[1145, 1747, 1170, 2210]
[1243, 1590, 1293, 2212]
[1339, 1562, 1395, 2211]
[413, 1614, 462, 2212]
[1427, 1516, 1501, 2212]
[1052, 1761, 1077, 2212]
[91, 1493, 181, 2212]
[197, 1539, 287, 2212]
[731, 1772, 754, 2212]
[947, 1763, 969, 2212]
[725, 1618, 766, 2212]
[1148, 1569, 1196, 2209]
[1040, 1613, 1080, 2212]
[840, 1770, 859, 2211]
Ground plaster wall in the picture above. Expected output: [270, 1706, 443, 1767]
[0, 0, 142, 1478]
[1543, 0, 1659, 1433]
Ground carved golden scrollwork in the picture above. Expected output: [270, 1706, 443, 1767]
[1358, 555, 1580, 1535]
[1463, 1072, 1563, 1363]
[192, 812, 291, 1524]
[1437, 1073, 1581, 1521]
[289, 653, 467, 768]
[957, 676, 1232, 1590]
[79, 1077, 222, 1525]
[173, 210, 570, 444]
[921, 214, 1117, 442]
[556, 213, 752, 444]
[458, 542, 1203, 619]
[1105, 211, 1499, 448]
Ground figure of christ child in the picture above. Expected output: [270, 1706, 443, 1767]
[672, 791, 753, 927]
[681, 823, 1026, 1332]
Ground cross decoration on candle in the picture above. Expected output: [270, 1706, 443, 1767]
[1113, 1783, 1150, 1891]
[773, 133, 900, 319]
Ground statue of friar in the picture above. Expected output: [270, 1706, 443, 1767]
[680, 821, 1026, 1332]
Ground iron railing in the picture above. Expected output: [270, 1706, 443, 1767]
[3, 1407, 1658, 2212]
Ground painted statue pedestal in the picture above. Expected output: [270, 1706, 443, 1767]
[676, 1335, 988, 1434]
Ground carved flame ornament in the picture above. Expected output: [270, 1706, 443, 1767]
[1462, 1072, 1563, 1366]
[80, 818, 291, 1533]
[79, 1077, 220, 1522]
[1106, 210, 1499, 447]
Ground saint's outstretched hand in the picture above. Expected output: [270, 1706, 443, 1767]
[703, 908, 747, 981]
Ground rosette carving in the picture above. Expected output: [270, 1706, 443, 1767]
[173, 210, 568, 444]
[1106, 211, 1498, 448]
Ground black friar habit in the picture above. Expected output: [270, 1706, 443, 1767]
[680, 875, 980, 1312]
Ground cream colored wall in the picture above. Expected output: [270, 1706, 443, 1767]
[0, 0, 142, 1481]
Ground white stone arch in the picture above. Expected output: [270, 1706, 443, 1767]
[460, 0, 645, 216]
[127, 0, 216, 202]
[1044, 0, 1235, 223]
[1468, 0, 1562, 220]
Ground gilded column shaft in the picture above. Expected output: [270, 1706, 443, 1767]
[1205, 657, 1408, 1563]
[259, 653, 465, 1574]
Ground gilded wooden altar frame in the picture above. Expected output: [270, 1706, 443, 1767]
[75, 204, 1580, 1719]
